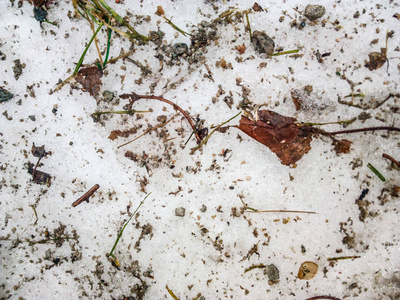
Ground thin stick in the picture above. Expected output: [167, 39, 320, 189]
[72, 184, 100, 207]
[300, 118, 356, 127]
[327, 256, 361, 261]
[120, 93, 201, 143]
[328, 126, 400, 135]
[305, 297, 341, 300]
[248, 210, 316, 214]
[382, 153, 400, 168]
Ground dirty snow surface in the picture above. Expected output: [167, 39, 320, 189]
[1, 0, 400, 299]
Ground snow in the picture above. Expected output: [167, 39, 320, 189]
[1, 0, 400, 299]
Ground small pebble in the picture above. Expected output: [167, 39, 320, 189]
[264, 264, 280, 285]
[103, 90, 114, 102]
[175, 207, 186, 217]
[200, 205, 207, 212]
[251, 31, 275, 55]
[304, 5, 326, 21]
[173, 43, 188, 55]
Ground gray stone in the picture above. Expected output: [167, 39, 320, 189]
[175, 207, 186, 217]
[304, 5, 326, 21]
[173, 43, 188, 55]
[251, 31, 275, 55]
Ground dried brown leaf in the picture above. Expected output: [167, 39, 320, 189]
[252, 2, 263, 12]
[365, 48, 387, 71]
[332, 139, 352, 154]
[237, 110, 312, 165]
[75, 66, 103, 96]
[108, 127, 138, 140]
[236, 44, 246, 54]
[155, 5, 165, 16]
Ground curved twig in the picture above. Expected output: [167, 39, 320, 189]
[327, 126, 400, 135]
[383, 153, 400, 168]
[120, 93, 201, 143]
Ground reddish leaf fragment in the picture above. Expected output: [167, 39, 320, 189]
[108, 127, 138, 140]
[155, 5, 165, 16]
[31, 143, 50, 158]
[27, 162, 51, 185]
[252, 2, 263, 12]
[365, 48, 387, 71]
[237, 110, 312, 165]
[332, 139, 352, 154]
[75, 66, 103, 96]
[236, 44, 246, 54]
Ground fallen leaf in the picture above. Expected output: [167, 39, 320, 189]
[75, 66, 103, 96]
[31, 143, 50, 158]
[365, 48, 387, 71]
[108, 127, 138, 140]
[27, 162, 51, 185]
[237, 110, 312, 165]
[155, 5, 164, 16]
[236, 44, 246, 54]
[252, 2, 263, 12]
[332, 139, 352, 154]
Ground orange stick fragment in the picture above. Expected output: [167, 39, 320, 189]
[72, 184, 100, 207]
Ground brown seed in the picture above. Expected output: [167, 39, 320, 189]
[298, 261, 318, 280]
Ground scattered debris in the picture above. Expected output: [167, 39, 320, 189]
[13, 59, 25, 80]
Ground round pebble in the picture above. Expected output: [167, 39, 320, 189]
[304, 5, 326, 21]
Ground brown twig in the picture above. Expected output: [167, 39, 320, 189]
[375, 93, 396, 108]
[327, 126, 400, 135]
[248, 210, 316, 214]
[305, 297, 341, 300]
[120, 93, 201, 143]
[383, 153, 400, 168]
[327, 256, 361, 261]
[72, 184, 100, 207]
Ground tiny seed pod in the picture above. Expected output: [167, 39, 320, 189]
[298, 261, 318, 280]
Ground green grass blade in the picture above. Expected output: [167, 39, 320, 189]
[108, 193, 151, 257]
[367, 163, 386, 182]
[73, 23, 103, 75]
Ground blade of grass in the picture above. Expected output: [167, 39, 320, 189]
[163, 16, 192, 37]
[107, 193, 151, 260]
[73, 23, 103, 75]
[190, 111, 242, 154]
[166, 285, 180, 300]
[103, 27, 112, 68]
[367, 163, 386, 182]
[271, 49, 300, 56]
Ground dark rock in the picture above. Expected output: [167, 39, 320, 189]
[251, 31, 275, 55]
